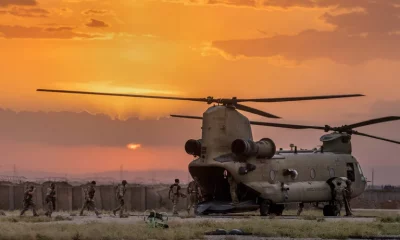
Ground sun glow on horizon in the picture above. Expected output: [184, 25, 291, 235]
[127, 143, 141, 150]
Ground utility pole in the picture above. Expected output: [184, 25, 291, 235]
[120, 165, 124, 181]
[13, 164, 17, 177]
[371, 168, 374, 187]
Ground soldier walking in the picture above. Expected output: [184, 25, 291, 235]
[297, 202, 304, 216]
[334, 180, 345, 215]
[20, 185, 38, 217]
[169, 179, 184, 215]
[44, 183, 56, 218]
[187, 177, 202, 215]
[344, 180, 353, 216]
[113, 180, 127, 218]
[224, 170, 239, 205]
[80, 181, 101, 218]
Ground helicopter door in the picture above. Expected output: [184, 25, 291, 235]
[346, 163, 355, 182]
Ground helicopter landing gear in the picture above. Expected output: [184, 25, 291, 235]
[269, 204, 284, 216]
[323, 203, 340, 216]
[259, 199, 270, 216]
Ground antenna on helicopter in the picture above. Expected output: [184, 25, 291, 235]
[36, 89, 364, 119]
[170, 115, 400, 144]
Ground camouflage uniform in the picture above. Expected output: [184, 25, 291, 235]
[227, 175, 239, 204]
[344, 180, 353, 216]
[187, 180, 201, 215]
[334, 182, 346, 214]
[20, 186, 38, 216]
[80, 183, 100, 217]
[113, 181, 127, 217]
[297, 202, 304, 216]
[169, 181, 181, 215]
[45, 184, 56, 217]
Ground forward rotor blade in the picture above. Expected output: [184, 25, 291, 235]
[345, 116, 400, 130]
[235, 103, 280, 119]
[170, 115, 202, 120]
[353, 131, 400, 144]
[236, 94, 364, 103]
[37, 89, 208, 103]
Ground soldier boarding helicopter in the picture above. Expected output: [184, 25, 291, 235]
[36, 89, 400, 216]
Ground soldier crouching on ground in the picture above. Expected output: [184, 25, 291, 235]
[20, 185, 39, 217]
[187, 177, 202, 215]
[113, 180, 128, 218]
[45, 183, 56, 218]
[80, 181, 101, 218]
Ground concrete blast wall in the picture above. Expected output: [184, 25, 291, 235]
[1, 182, 398, 212]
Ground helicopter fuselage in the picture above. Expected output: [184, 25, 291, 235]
[190, 151, 367, 205]
[187, 105, 367, 214]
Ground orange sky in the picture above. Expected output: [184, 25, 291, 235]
[0, 0, 400, 183]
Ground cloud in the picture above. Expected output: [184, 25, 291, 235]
[212, 30, 400, 65]
[0, 109, 200, 147]
[210, 0, 400, 64]
[82, 9, 112, 16]
[86, 18, 109, 28]
[208, 0, 256, 7]
[0, 0, 36, 7]
[0, 7, 50, 17]
[0, 24, 98, 39]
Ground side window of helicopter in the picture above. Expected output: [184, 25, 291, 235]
[310, 168, 316, 179]
[346, 163, 355, 182]
[270, 170, 276, 181]
[329, 168, 335, 178]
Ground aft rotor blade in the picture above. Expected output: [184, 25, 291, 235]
[37, 89, 208, 103]
[353, 131, 400, 144]
[236, 94, 364, 103]
[235, 103, 280, 119]
[171, 114, 326, 130]
[344, 116, 400, 130]
[249, 121, 326, 130]
[170, 115, 202, 120]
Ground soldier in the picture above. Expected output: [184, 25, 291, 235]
[334, 180, 345, 215]
[20, 185, 38, 217]
[169, 179, 183, 215]
[297, 202, 304, 216]
[80, 181, 101, 218]
[113, 180, 128, 218]
[344, 180, 353, 216]
[44, 183, 56, 218]
[224, 170, 239, 205]
[187, 177, 202, 215]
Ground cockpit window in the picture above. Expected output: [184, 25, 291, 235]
[356, 163, 364, 176]
[346, 163, 355, 182]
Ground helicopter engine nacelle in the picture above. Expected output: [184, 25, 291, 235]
[231, 138, 276, 159]
[185, 139, 202, 156]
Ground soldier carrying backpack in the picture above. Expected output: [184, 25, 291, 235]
[113, 180, 128, 218]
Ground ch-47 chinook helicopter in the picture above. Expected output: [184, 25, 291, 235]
[36, 89, 400, 216]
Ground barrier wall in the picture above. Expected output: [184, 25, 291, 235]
[1, 182, 398, 212]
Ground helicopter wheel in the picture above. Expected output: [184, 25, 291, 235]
[259, 199, 270, 216]
[269, 204, 284, 216]
[323, 205, 339, 216]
